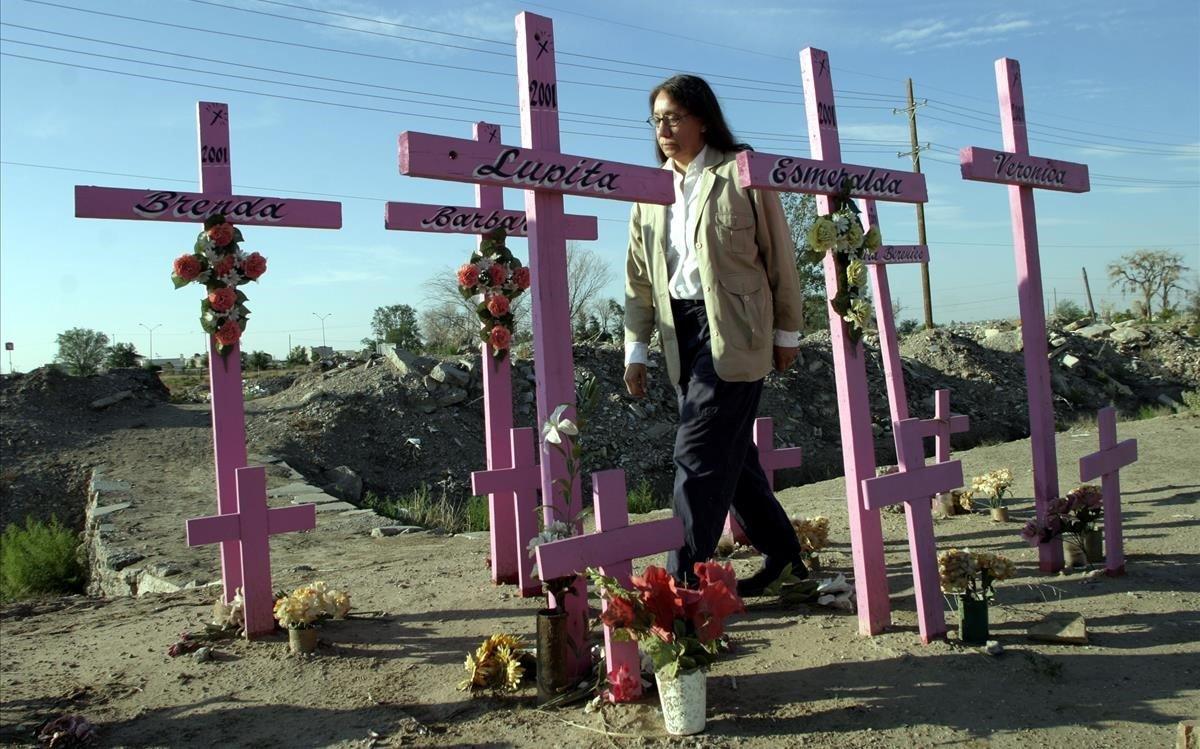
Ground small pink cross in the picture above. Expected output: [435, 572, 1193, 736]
[471, 427, 542, 596]
[725, 417, 803, 546]
[1078, 407, 1137, 576]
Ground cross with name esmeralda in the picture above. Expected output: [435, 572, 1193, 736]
[385, 120, 597, 590]
[959, 58, 1091, 572]
[737, 48, 929, 637]
[398, 12, 673, 675]
[1078, 406, 1136, 576]
[535, 469, 684, 701]
[74, 102, 340, 620]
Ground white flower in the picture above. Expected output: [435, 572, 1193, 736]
[541, 404, 578, 445]
[222, 270, 243, 286]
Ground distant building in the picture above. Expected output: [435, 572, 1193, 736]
[305, 345, 334, 360]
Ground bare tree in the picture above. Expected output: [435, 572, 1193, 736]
[420, 302, 474, 354]
[1107, 249, 1190, 319]
[566, 242, 613, 326]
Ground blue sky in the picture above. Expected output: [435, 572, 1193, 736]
[1, 0, 1197, 369]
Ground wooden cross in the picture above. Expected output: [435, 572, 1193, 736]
[386, 121, 596, 587]
[72, 102, 341, 604]
[931, 389, 970, 463]
[1078, 407, 1137, 576]
[860, 417, 964, 643]
[959, 58, 1091, 572]
[186, 466, 316, 637]
[534, 469, 684, 702]
[724, 417, 803, 546]
[398, 12, 673, 677]
[470, 427, 542, 596]
[736, 48, 928, 636]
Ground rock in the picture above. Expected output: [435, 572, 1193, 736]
[1110, 327, 1147, 344]
[1060, 353, 1081, 369]
[90, 501, 132, 520]
[983, 640, 1003, 656]
[106, 549, 145, 571]
[193, 646, 213, 663]
[430, 363, 470, 388]
[980, 330, 1023, 353]
[1027, 613, 1088, 644]
[436, 387, 468, 407]
[324, 466, 363, 502]
[148, 563, 183, 577]
[371, 526, 424, 537]
[138, 572, 184, 595]
[90, 390, 134, 409]
[313, 501, 358, 513]
[1076, 323, 1113, 339]
[291, 492, 345, 505]
[267, 483, 325, 498]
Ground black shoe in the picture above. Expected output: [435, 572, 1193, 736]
[736, 559, 809, 598]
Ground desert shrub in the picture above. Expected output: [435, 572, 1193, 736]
[0, 516, 85, 600]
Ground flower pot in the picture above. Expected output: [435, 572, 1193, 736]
[288, 627, 318, 654]
[1082, 528, 1103, 565]
[535, 609, 571, 704]
[957, 596, 989, 645]
[990, 507, 1009, 523]
[655, 668, 706, 735]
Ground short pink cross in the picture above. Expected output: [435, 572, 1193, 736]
[724, 417, 803, 546]
[959, 59, 1091, 572]
[471, 427, 542, 597]
[931, 389, 970, 463]
[860, 417, 964, 643]
[72, 102, 341, 604]
[386, 121, 596, 588]
[534, 469, 684, 702]
[186, 466, 316, 637]
[1078, 407, 1137, 576]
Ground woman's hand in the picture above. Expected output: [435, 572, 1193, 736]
[773, 345, 799, 372]
[624, 363, 647, 398]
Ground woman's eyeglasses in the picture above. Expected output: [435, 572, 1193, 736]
[646, 113, 691, 130]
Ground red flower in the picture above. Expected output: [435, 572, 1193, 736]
[173, 254, 202, 281]
[695, 561, 739, 594]
[457, 263, 480, 288]
[486, 294, 510, 318]
[603, 663, 641, 703]
[600, 593, 637, 630]
[214, 320, 241, 346]
[207, 222, 235, 247]
[241, 252, 267, 280]
[489, 325, 511, 351]
[689, 580, 744, 643]
[214, 255, 236, 278]
[512, 266, 531, 290]
[207, 287, 237, 313]
[488, 263, 507, 287]
[631, 566, 690, 641]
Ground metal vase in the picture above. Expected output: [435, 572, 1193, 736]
[957, 596, 989, 645]
[535, 608, 571, 704]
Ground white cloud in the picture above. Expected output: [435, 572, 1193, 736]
[883, 15, 1036, 53]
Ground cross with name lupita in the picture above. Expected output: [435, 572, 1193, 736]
[1078, 406, 1137, 576]
[385, 121, 597, 589]
[73, 102, 341, 613]
[737, 48, 928, 636]
[398, 12, 673, 675]
[959, 58, 1091, 572]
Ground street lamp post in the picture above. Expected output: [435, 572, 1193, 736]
[139, 323, 162, 363]
[312, 313, 331, 350]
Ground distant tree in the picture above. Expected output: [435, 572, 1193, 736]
[1052, 299, 1086, 323]
[286, 345, 308, 366]
[369, 304, 422, 350]
[55, 328, 109, 375]
[592, 298, 624, 340]
[1107, 249, 1189, 320]
[565, 243, 613, 327]
[245, 350, 272, 370]
[105, 342, 139, 369]
[781, 192, 823, 332]
[420, 302, 475, 354]
[896, 319, 920, 337]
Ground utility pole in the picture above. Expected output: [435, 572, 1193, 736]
[312, 313, 331, 349]
[1081, 267, 1097, 319]
[139, 322, 162, 362]
[895, 78, 934, 329]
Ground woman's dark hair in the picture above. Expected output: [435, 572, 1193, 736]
[649, 74, 750, 164]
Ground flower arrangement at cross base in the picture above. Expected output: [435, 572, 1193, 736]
[968, 468, 1014, 520]
[273, 581, 351, 653]
[790, 515, 830, 567]
[458, 633, 533, 694]
[171, 214, 268, 357]
[803, 195, 881, 345]
[456, 228, 531, 361]
[1020, 483, 1104, 565]
[939, 548, 1015, 645]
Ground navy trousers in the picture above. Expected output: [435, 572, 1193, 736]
[666, 298, 802, 585]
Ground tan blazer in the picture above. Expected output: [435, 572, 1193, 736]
[625, 149, 803, 385]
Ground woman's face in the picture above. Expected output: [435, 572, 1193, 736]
[653, 91, 705, 166]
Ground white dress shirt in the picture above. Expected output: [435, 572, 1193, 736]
[625, 148, 799, 367]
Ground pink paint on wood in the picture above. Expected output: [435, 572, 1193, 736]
[800, 47, 891, 636]
[858, 199, 909, 426]
[863, 245, 930, 265]
[534, 469, 684, 701]
[724, 417, 802, 546]
[932, 389, 970, 464]
[398, 131, 674, 204]
[383, 201, 598, 239]
[736, 150, 928, 203]
[471, 427, 543, 597]
[186, 466, 316, 637]
[958, 58, 1093, 573]
[1078, 407, 1136, 576]
[960, 147, 1089, 193]
[73, 187, 343, 228]
[860, 419, 959, 643]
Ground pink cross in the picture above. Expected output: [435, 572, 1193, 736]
[736, 48, 929, 637]
[931, 389, 970, 464]
[959, 59, 1091, 573]
[470, 427, 542, 596]
[72, 102, 341, 604]
[860, 417, 964, 643]
[385, 121, 596, 587]
[724, 417, 803, 546]
[534, 469, 684, 701]
[1078, 407, 1137, 576]
[397, 12, 673, 677]
[186, 467, 316, 637]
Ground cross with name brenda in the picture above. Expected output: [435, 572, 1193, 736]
[736, 48, 928, 636]
[386, 121, 597, 589]
[398, 12, 673, 675]
[535, 469, 684, 701]
[186, 467, 316, 637]
[959, 58, 1091, 572]
[73, 101, 342, 607]
[1078, 407, 1137, 576]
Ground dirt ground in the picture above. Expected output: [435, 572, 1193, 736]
[1, 408, 1197, 748]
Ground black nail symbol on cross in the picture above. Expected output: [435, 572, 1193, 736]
[208, 107, 228, 126]
[487, 126, 498, 143]
[816, 57, 828, 77]
[534, 31, 552, 60]
[1013, 70, 1021, 87]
